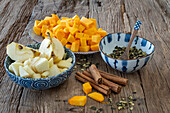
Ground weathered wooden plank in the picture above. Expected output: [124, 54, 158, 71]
[0, 0, 38, 113]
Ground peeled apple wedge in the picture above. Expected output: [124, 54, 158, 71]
[49, 65, 60, 77]
[57, 60, 72, 68]
[39, 39, 53, 60]
[34, 58, 49, 73]
[11, 62, 23, 76]
[19, 66, 31, 78]
[6, 42, 35, 62]
[52, 38, 65, 60]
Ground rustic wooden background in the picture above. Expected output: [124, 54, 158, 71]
[0, 0, 170, 113]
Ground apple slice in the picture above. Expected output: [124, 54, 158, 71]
[32, 73, 41, 79]
[9, 65, 14, 73]
[10, 62, 23, 76]
[34, 58, 49, 73]
[39, 39, 53, 60]
[19, 66, 31, 78]
[48, 57, 54, 68]
[23, 58, 32, 66]
[52, 38, 65, 60]
[23, 65, 35, 75]
[49, 65, 60, 77]
[41, 71, 49, 77]
[6, 42, 40, 62]
[57, 60, 72, 68]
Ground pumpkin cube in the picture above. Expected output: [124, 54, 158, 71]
[55, 29, 65, 41]
[51, 14, 59, 21]
[65, 44, 71, 49]
[49, 17, 57, 27]
[89, 19, 97, 28]
[80, 38, 87, 46]
[67, 34, 75, 43]
[92, 34, 101, 43]
[53, 25, 63, 33]
[80, 46, 90, 52]
[88, 92, 104, 102]
[83, 82, 92, 94]
[91, 44, 99, 51]
[68, 96, 87, 106]
[97, 28, 107, 37]
[61, 38, 67, 46]
[84, 27, 97, 35]
[68, 27, 78, 35]
[61, 17, 69, 20]
[78, 24, 85, 32]
[72, 15, 80, 20]
[33, 26, 41, 35]
[37, 20, 48, 28]
[83, 34, 90, 39]
[75, 33, 84, 39]
[71, 41, 79, 52]
[64, 28, 69, 33]
[80, 17, 93, 28]
[41, 25, 49, 34]
[59, 20, 67, 27]
[34, 20, 40, 27]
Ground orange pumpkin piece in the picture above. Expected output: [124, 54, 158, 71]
[80, 17, 93, 28]
[89, 19, 97, 28]
[80, 38, 87, 46]
[34, 20, 40, 27]
[84, 27, 97, 35]
[78, 24, 85, 32]
[67, 34, 75, 43]
[83, 34, 89, 39]
[61, 17, 69, 20]
[53, 25, 63, 33]
[59, 20, 67, 27]
[65, 44, 71, 49]
[71, 41, 79, 52]
[75, 33, 84, 39]
[33, 26, 41, 35]
[92, 34, 101, 43]
[37, 20, 48, 28]
[91, 44, 99, 51]
[88, 92, 104, 102]
[80, 46, 90, 52]
[72, 15, 80, 20]
[97, 28, 107, 37]
[51, 14, 59, 21]
[41, 25, 49, 34]
[68, 96, 87, 106]
[83, 82, 92, 94]
[68, 27, 78, 35]
[55, 29, 65, 41]
[64, 27, 69, 33]
[61, 38, 67, 46]
[49, 17, 57, 27]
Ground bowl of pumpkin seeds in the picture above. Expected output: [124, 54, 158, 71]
[99, 33, 155, 73]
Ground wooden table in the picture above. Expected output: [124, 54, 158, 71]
[0, 0, 170, 113]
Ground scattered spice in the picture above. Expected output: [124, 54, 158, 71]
[89, 106, 103, 113]
[132, 91, 136, 94]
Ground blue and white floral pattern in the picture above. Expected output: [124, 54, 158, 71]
[99, 33, 155, 73]
[4, 43, 75, 90]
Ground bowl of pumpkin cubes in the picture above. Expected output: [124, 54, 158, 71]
[4, 37, 75, 90]
[30, 14, 107, 54]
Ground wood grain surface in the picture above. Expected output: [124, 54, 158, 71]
[0, 0, 169, 113]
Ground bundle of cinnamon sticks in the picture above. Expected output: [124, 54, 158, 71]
[75, 64, 128, 95]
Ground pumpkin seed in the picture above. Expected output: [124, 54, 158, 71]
[90, 106, 97, 110]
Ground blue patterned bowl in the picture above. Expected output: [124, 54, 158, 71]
[4, 43, 75, 90]
[99, 33, 155, 73]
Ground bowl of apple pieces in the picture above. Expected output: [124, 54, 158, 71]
[4, 37, 75, 90]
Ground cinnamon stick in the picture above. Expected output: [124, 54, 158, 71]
[75, 74, 111, 95]
[89, 64, 103, 84]
[76, 72, 110, 91]
[83, 71, 122, 93]
[99, 70, 128, 85]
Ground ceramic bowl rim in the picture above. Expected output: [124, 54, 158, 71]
[4, 43, 76, 81]
[99, 33, 155, 61]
